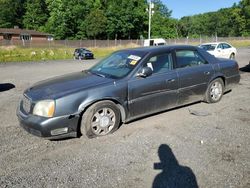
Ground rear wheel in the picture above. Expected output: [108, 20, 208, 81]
[229, 53, 235, 60]
[81, 101, 120, 138]
[205, 78, 224, 103]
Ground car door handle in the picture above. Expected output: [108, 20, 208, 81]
[167, 79, 176, 82]
[204, 71, 210, 75]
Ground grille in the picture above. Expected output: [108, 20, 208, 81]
[22, 96, 31, 113]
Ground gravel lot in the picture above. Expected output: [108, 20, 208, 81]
[0, 48, 249, 188]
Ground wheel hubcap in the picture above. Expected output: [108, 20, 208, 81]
[210, 82, 222, 101]
[100, 116, 110, 128]
[91, 108, 116, 135]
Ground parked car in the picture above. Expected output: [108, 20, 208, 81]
[73, 48, 94, 60]
[17, 45, 240, 139]
[199, 42, 237, 59]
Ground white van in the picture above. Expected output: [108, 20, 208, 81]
[143, 38, 166, 47]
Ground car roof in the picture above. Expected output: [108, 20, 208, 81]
[76, 48, 87, 50]
[200, 42, 231, 45]
[200, 43, 219, 45]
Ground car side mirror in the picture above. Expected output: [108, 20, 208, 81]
[137, 67, 153, 78]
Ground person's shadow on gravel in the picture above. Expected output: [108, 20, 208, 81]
[239, 62, 250, 73]
[152, 144, 198, 188]
[0, 83, 15, 92]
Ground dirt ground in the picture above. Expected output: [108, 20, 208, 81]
[0, 48, 249, 188]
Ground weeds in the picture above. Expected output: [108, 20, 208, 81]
[0, 40, 249, 63]
[0, 46, 136, 63]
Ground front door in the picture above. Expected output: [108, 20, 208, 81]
[128, 52, 178, 118]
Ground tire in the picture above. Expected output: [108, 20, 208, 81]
[205, 78, 224, 103]
[81, 101, 121, 138]
[229, 53, 235, 60]
[81, 55, 85, 60]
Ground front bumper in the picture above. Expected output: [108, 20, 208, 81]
[83, 55, 94, 59]
[17, 105, 80, 139]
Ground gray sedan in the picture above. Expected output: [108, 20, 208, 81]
[17, 45, 240, 139]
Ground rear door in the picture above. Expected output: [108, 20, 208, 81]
[174, 49, 214, 105]
[222, 43, 233, 58]
[128, 52, 178, 118]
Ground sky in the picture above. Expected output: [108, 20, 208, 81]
[161, 0, 241, 19]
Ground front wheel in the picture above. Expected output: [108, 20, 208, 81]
[81, 101, 121, 138]
[205, 78, 224, 103]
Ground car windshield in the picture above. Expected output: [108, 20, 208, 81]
[78, 49, 91, 53]
[89, 51, 144, 79]
[83, 50, 91, 53]
[200, 44, 216, 51]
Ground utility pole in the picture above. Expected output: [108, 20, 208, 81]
[148, 1, 154, 40]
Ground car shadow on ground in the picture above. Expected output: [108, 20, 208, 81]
[126, 101, 203, 125]
[239, 63, 250, 73]
[152, 144, 199, 188]
[0, 83, 15, 92]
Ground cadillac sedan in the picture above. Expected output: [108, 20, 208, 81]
[17, 45, 240, 139]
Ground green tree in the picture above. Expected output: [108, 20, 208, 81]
[239, 0, 250, 35]
[0, 0, 26, 28]
[105, 0, 147, 39]
[45, 0, 92, 39]
[178, 1, 248, 38]
[151, 0, 175, 38]
[23, 0, 48, 30]
[84, 9, 107, 39]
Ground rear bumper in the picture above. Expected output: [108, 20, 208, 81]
[17, 105, 80, 139]
[225, 74, 240, 91]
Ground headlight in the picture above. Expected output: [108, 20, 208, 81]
[33, 100, 55, 117]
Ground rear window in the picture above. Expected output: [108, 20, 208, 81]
[200, 44, 216, 51]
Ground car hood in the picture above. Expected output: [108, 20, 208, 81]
[25, 71, 114, 101]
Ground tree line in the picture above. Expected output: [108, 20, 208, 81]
[0, 0, 249, 40]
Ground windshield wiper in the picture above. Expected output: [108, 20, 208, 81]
[89, 70, 106, 78]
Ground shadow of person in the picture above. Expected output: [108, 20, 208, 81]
[0, 83, 15, 92]
[152, 144, 198, 188]
[239, 63, 250, 73]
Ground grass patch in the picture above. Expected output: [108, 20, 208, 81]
[0, 47, 74, 63]
[0, 40, 248, 63]
[90, 44, 139, 58]
[228, 40, 250, 48]
[0, 44, 139, 63]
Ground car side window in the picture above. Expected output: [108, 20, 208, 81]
[217, 44, 223, 49]
[176, 50, 208, 68]
[144, 53, 173, 74]
[222, 43, 231, 49]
